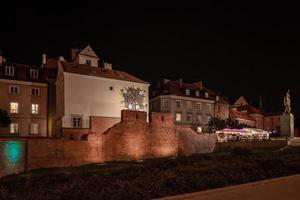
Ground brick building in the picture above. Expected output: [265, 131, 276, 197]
[150, 79, 229, 132]
[0, 53, 48, 136]
[230, 96, 282, 131]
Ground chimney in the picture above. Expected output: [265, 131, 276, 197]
[59, 56, 65, 62]
[179, 78, 183, 88]
[103, 62, 112, 70]
[41, 54, 46, 67]
[71, 48, 80, 61]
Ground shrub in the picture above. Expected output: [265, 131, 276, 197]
[0, 109, 11, 127]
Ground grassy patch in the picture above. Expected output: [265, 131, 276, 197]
[1, 147, 300, 200]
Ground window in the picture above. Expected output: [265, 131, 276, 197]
[10, 123, 18, 134]
[72, 115, 82, 128]
[86, 60, 91, 65]
[186, 114, 192, 122]
[163, 99, 169, 108]
[207, 115, 211, 123]
[175, 113, 181, 122]
[31, 104, 39, 114]
[187, 101, 192, 110]
[30, 69, 39, 79]
[176, 100, 181, 109]
[109, 86, 114, 91]
[196, 102, 202, 111]
[205, 92, 209, 98]
[216, 96, 219, 101]
[10, 102, 19, 113]
[197, 127, 202, 133]
[207, 103, 212, 113]
[5, 66, 14, 76]
[185, 89, 190, 95]
[195, 90, 200, 97]
[31, 88, 40, 96]
[30, 123, 38, 134]
[196, 114, 202, 122]
[9, 85, 19, 94]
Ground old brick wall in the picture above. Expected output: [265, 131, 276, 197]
[1, 110, 217, 177]
[89, 116, 120, 135]
[26, 138, 103, 170]
[0, 140, 26, 178]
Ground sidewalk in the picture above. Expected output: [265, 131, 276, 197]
[155, 174, 300, 200]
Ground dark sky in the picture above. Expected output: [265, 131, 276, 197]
[1, 2, 300, 124]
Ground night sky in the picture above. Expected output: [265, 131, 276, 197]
[1, 2, 300, 125]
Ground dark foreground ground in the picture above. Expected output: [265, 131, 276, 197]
[1, 146, 300, 200]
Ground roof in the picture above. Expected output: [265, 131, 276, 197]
[60, 61, 148, 84]
[237, 104, 263, 115]
[229, 108, 255, 121]
[152, 79, 228, 103]
[0, 61, 47, 83]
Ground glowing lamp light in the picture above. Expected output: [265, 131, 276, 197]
[5, 141, 22, 163]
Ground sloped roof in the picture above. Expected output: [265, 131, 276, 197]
[229, 108, 255, 121]
[0, 61, 47, 83]
[237, 104, 263, 115]
[60, 61, 148, 84]
[153, 79, 228, 103]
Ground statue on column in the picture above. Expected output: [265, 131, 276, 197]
[284, 90, 291, 114]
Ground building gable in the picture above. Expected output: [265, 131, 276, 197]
[79, 45, 99, 58]
[234, 96, 248, 106]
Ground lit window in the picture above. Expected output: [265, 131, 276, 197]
[195, 90, 200, 97]
[86, 60, 91, 65]
[176, 100, 181, 109]
[216, 96, 219, 101]
[187, 101, 192, 110]
[185, 89, 190, 95]
[205, 92, 209, 98]
[72, 115, 82, 128]
[31, 88, 40, 96]
[10, 102, 19, 113]
[176, 113, 181, 122]
[30, 123, 38, 134]
[186, 114, 191, 122]
[32, 104, 39, 114]
[5, 66, 14, 76]
[30, 69, 39, 79]
[9, 85, 19, 94]
[10, 123, 18, 134]
[196, 102, 202, 111]
[207, 103, 212, 113]
[197, 127, 202, 133]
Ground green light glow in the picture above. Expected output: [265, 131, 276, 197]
[5, 141, 21, 163]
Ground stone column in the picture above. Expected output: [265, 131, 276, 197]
[280, 113, 294, 138]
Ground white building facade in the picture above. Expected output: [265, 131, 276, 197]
[55, 45, 149, 135]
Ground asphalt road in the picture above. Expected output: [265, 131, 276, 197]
[155, 174, 300, 200]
